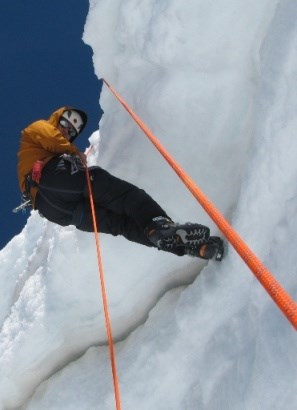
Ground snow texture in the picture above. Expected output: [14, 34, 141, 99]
[1, 0, 297, 409]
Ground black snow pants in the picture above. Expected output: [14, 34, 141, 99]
[35, 156, 168, 247]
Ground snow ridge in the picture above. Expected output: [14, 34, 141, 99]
[1, 0, 297, 409]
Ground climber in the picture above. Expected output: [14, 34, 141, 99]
[17, 106, 224, 260]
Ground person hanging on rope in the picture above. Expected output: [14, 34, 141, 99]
[17, 106, 224, 260]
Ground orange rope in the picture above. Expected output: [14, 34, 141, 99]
[102, 78, 297, 330]
[84, 163, 122, 410]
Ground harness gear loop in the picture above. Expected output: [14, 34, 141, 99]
[102, 78, 297, 331]
[83, 156, 122, 410]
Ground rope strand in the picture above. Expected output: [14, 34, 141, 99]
[84, 162, 122, 410]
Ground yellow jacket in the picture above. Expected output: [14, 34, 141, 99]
[17, 106, 80, 207]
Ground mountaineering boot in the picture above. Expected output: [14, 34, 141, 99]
[186, 236, 224, 261]
[145, 217, 211, 257]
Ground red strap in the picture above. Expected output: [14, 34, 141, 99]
[31, 160, 45, 183]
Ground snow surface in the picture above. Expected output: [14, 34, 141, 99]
[1, 0, 297, 409]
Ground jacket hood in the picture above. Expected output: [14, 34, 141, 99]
[48, 106, 88, 140]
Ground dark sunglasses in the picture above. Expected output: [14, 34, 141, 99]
[59, 118, 77, 138]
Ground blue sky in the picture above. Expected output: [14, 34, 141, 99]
[1, 1, 103, 249]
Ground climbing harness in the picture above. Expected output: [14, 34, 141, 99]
[13, 155, 84, 214]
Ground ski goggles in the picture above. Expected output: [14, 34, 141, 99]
[59, 118, 77, 138]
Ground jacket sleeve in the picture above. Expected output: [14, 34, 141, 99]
[22, 120, 79, 155]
